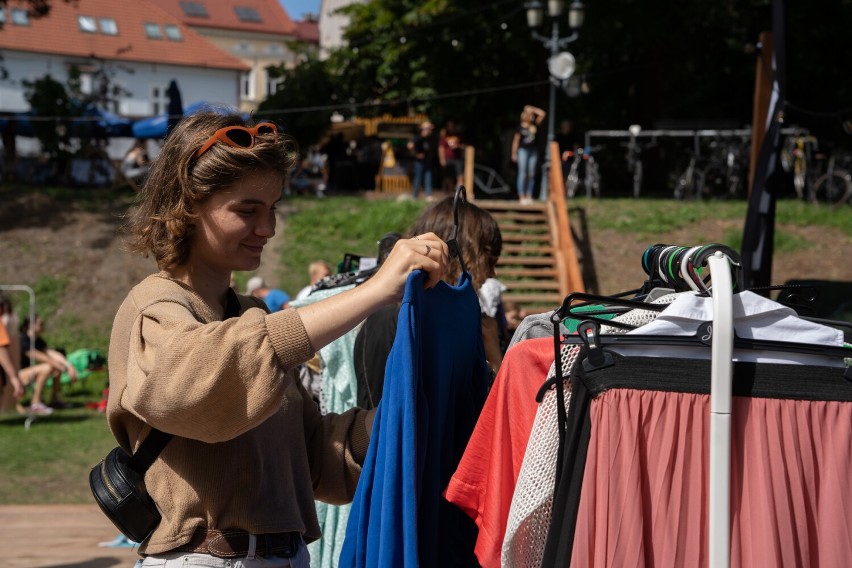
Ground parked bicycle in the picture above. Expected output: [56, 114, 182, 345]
[780, 134, 820, 200]
[564, 145, 601, 198]
[702, 136, 750, 199]
[672, 147, 706, 200]
[811, 149, 852, 207]
[622, 124, 648, 198]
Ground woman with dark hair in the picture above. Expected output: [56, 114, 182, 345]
[107, 110, 449, 567]
[355, 196, 506, 408]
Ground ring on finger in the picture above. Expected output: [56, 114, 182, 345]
[424, 244, 432, 256]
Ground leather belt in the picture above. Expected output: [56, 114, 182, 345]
[174, 529, 301, 558]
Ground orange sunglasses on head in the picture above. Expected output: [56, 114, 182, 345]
[194, 122, 278, 159]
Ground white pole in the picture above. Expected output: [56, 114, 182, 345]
[707, 254, 733, 568]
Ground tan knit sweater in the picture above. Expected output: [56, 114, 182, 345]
[106, 273, 374, 554]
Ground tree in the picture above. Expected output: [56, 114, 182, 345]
[258, 57, 339, 152]
[22, 73, 75, 159]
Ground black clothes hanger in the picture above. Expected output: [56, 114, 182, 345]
[446, 185, 469, 275]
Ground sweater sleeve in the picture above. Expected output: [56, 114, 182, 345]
[301, 377, 377, 505]
[121, 298, 314, 443]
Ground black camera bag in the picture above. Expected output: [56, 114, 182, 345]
[89, 428, 172, 544]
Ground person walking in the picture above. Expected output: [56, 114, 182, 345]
[107, 110, 449, 567]
[511, 105, 546, 204]
[407, 121, 437, 200]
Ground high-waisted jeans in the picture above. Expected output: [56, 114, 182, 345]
[516, 147, 538, 199]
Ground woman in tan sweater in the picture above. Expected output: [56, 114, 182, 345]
[107, 111, 449, 567]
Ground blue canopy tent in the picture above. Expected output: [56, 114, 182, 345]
[131, 101, 245, 139]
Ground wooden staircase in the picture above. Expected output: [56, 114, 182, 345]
[477, 200, 565, 310]
[476, 142, 585, 313]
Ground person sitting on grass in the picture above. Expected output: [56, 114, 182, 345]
[17, 316, 77, 414]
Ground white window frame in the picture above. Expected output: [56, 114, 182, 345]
[78, 15, 97, 33]
[164, 24, 183, 41]
[11, 8, 29, 26]
[99, 17, 118, 35]
[151, 85, 167, 115]
[240, 69, 256, 101]
[144, 22, 162, 39]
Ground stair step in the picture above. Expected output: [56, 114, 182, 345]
[503, 244, 555, 255]
[499, 223, 550, 233]
[501, 234, 552, 243]
[492, 211, 547, 223]
[497, 256, 555, 266]
[496, 267, 559, 278]
[502, 280, 562, 291]
[477, 199, 546, 212]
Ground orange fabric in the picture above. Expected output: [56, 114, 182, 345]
[445, 337, 554, 568]
[0, 324, 9, 347]
[573, 389, 852, 567]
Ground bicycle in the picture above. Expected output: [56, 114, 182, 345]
[780, 134, 820, 200]
[564, 145, 601, 198]
[622, 124, 646, 198]
[673, 151, 706, 200]
[811, 150, 852, 206]
[702, 136, 749, 199]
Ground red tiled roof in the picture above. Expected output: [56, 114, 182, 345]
[295, 19, 318, 43]
[0, 0, 248, 70]
[147, 0, 297, 36]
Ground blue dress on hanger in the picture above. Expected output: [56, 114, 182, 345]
[339, 270, 489, 567]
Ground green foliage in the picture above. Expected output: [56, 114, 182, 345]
[22, 74, 76, 159]
[258, 58, 338, 151]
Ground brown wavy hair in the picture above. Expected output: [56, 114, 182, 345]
[122, 111, 297, 269]
[408, 196, 502, 291]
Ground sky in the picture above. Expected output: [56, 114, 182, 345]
[279, 0, 321, 20]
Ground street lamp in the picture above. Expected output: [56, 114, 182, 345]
[525, 0, 584, 200]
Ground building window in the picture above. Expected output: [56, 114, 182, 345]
[266, 44, 285, 55]
[152, 86, 167, 115]
[144, 23, 162, 39]
[0, 9, 5, 25]
[234, 6, 262, 23]
[180, 1, 209, 18]
[11, 8, 29, 26]
[164, 25, 183, 41]
[233, 42, 254, 55]
[78, 15, 97, 33]
[240, 69, 255, 101]
[266, 73, 284, 97]
[100, 18, 118, 35]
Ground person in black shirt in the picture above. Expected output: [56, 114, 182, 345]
[407, 121, 437, 200]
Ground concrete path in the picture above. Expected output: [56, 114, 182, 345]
[0, 504, 140, 567]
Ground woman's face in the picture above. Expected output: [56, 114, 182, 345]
[190, 171, 283, 275]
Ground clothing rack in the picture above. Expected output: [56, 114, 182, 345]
[707, 252, 733, 568]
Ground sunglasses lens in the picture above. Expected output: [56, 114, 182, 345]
[257, 124, 276, 136]
[225, 128, 253, 148]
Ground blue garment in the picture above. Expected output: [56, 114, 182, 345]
[339, 271, 489, 568]
[264, 289, 290, 312]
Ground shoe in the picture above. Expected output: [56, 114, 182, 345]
[28, 402, 54, 415]
[98, 534, 138, 548]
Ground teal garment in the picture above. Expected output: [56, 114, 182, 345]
[291, 285, 358, 568]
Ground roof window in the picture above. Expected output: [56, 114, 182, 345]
[100, 18, 118, 35]
[180, 1, 209, 18]
[164, 25, 183, 41]
[11, 8, 29, 26]
[234, 6, 262, 23]
[78, 15, 97, 33]
[144, 22, 163, 39]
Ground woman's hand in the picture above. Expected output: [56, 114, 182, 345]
[368, 232, 450, 301]
[295, 232, 451, 353]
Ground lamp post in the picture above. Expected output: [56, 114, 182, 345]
[525, 0, 584, 201]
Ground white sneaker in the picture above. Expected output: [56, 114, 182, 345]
[28, 402, 54, 415]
